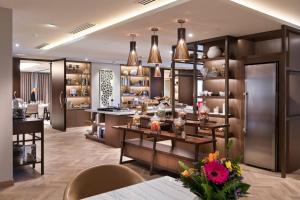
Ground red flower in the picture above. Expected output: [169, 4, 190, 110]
[204, 161, 229, 185]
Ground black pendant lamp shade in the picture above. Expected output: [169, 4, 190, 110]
[173, 19, 190, 61]
[127, 34, 139, 66]
[148, 27, 162, 64]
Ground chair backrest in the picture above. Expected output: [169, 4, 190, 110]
[26, 104, 38, 114]
[63, 164, 144, 200]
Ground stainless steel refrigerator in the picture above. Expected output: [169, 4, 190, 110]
[244, 63, 277, 171]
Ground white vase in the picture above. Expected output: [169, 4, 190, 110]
[207, 46, 222, 58]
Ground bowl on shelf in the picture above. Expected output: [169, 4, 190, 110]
[130, 69, 137, 76]
[207, 46, 222, 59]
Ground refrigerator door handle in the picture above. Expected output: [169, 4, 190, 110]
[243, 91, 248, 134]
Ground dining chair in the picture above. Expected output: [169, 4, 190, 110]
[63, 164, 144, 200]
[26, 103, 39, 118]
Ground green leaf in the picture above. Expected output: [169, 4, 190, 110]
[222, 180, 240, 193]
[202, 183, 213, 200]
[226, 139, 233, 152]
[215, 190, 226, 200]
[178, 161, 190, 171]
[239, 183, 251, 194]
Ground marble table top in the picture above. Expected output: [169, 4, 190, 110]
[83, 176, 197, 200]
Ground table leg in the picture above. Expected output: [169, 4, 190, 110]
[150, 136, 157, 175]
[212, 128, 217, 152]
[41, 129, 44, 175]
[22, 133, 25, 145]
[194, 144, 200, 162]
[119, 130, 127, 164]
[32, 133, 35, 169]
[140, 133, 143, 144]
[171, 139, 176, 150]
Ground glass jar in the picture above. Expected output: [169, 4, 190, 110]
[199, 101, 209, 123]
[141, 101, 148, 115]
[150, 114, 161, 132]
[132, 112, 140, 128]
[157, 103, 166, 119]
[173, 116, 185, 136]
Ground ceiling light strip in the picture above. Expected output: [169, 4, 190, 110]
[42, 0, 184, 50]
[230, 0, 300, 28]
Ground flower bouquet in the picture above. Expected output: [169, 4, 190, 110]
[179, 142, 250, 200]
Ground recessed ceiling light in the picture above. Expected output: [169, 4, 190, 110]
[188, 33, 193, 37]
[15, 43, 20, 47]
[169, 50, 173, 54]
[44, 23, 58, 28]
[85, 58, 88, 61]
[230, 0, 300, 28]
[41, 0, 187, 50]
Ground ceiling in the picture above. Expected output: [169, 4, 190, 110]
[0, 0, 299, 66]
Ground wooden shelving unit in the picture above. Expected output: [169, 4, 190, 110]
[65, 61, 92, 128]
[120, 65, 151, 107]
[65, 61, 91, 110]
[171, 36, 243, 157]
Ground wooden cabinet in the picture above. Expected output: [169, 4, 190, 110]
[65, 61, 91, 128]
[51, 59, 92, 130]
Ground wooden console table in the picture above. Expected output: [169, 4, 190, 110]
[114, 122, 228, 174]
[13, 118, 44, 175]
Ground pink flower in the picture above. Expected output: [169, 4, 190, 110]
[204, 161, 229, 185]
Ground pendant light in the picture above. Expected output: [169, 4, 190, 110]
[127, 33, 139, 66]
[154, 64, 161, 77]
[148, 27, 162, 64]
[173, 19, 190, 61]
[137, 58, 143, 76]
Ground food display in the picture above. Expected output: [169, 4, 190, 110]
[150, 114, 161, 132]
[157, 103, 166, 118]
[132, 113, 141, 128]
[173, 116, 185, 137]
[199, 101, 209, 123]
[141, 101, 148, 115]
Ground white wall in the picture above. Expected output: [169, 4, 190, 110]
[0, 7, 13, 183]
[91, 63, 120, 108]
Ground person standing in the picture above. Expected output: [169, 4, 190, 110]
[30, 88, 37, 102]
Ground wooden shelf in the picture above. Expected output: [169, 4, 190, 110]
[66, 84, 90, 87]
[197, 130, 234, 139]
[66, 96, 90, 98]
[197, 96, 231, 99]
[121, 75, 149, 78]
[67, 108, 90, 111]
[125, 138, 202, 161]
[197, 56, 226, 63]
[208, 113, 233, 118]
[127, 85, 150, 87]
[197, 76, 226, 80]
[66, 72, 91, 75]
[14, 158, 42, 167]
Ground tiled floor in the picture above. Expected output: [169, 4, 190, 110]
[0, 126, 299, 200]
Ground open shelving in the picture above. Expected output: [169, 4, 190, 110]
[171, 36, 243, 157]
[65, 61, 91, 110]
[120, 65, 151, 107]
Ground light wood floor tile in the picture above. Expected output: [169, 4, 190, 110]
[0, 125, 299, 200]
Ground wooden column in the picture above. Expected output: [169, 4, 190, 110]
[13, 57, 21, 98]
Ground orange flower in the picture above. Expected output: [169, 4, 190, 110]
[181, 170, 190, 177]
[207, 151, 219, 162]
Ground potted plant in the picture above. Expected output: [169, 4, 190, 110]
[179, 141, 250, 200]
